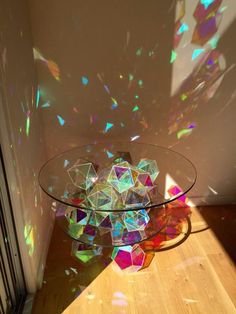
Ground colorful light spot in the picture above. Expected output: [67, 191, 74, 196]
[36, 88, 40, 108]
[33, 48, 44, 61]
[192, 49, 205, 60]
[129, 74, 134, 81]
[177, 23, 189, 35]
[140, 118, 148, 129]
[33, 48, 60, 81]
[136, 48, 142, 56]
[26, 111, 30, 137]
[104, 85, 110, 94]
[188, 123, 196, 129]
[132, 105, 139, 112]
[208, 186, 218, 194]
[57, 115, 65, 126]
[111, 97, 118, 109]
[219, 6, 227, 13]
[90, 115, 98, 124]
[138, 80, 143, 87]
[104, 122, 114, 133]
[177, 128, 193, 139]
[47, 60, 60, 81]
[82, 76, 89, 85]
[131, 135, 140, 141]
[111, 103, 118, 109]
[208, 36, 219, 49]
[41, 102, 50, 108]
[170, 50, 177, 63]
[180, 93, 188, 101]
[24, 224, 34, 256]
[201, 0, 215, 9]
[64, 159, 70, 168]
[106, 150, 114, 158]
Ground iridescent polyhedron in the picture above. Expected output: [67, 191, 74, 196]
[111, 244, 146, 272]
[87, 183, 118, 210]
[67, 162, 98, 190]
[71, 242, 103, 263]
[137, 159, 159, 182]
[122, 189, 150, 208]
[107, 161, 135, 193]
[123, 209, 150, 231]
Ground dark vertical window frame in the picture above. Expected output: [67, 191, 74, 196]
[0, 145, 27, 313]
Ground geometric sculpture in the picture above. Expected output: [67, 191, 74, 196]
[64, 157, 162, 251]
[38, 142, 196, 274]
[67, 162, 98, 190]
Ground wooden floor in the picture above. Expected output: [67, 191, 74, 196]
[32, 206, 236, 314]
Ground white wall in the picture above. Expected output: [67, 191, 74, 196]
[0, 0, 54, 292]
[28, 0, 236, 205]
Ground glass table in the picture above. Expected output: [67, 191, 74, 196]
[39, 142, 196, 269]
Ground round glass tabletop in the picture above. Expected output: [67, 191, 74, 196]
[39, 142, 196, 212]
[38, 142, 196, 247]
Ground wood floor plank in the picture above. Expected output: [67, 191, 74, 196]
[63, 230, 236, 314]
[32, 206, 236, 314]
